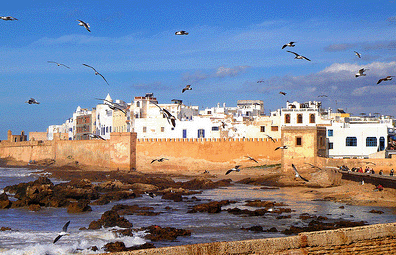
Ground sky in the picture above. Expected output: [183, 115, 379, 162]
[1, 0, 396, 140]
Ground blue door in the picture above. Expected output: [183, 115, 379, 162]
[198, 129, 205, 138]
[379, 137, 385, 151]
[183, 129, 187, 138]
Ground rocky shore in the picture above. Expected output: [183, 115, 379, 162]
[1, 157, 395, 252]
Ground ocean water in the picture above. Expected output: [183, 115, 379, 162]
[0, 167, 395, 254]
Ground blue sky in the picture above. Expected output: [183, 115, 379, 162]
[1, 0, 396, 139]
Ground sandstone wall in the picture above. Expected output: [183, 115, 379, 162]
[112, 222, 396, 255]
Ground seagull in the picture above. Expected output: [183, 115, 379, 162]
[245, 156, 259, 163]
[96, 98, 127, 115]
[377, 76, 394, 84]
[77, 19, 90, 32]
[221, 121, 227, 129]
[291, 164, 309, 182]
[83, 64, 109, 85]
[25, 98, 40, 104]
[151, 158, 169, 164]
[264, 134, 276, 143]
[257, 80, 265, 83]
[182, 85, 192, 93]
[225, 165, 241, 175]
[279, 91, 287, 96]
[275, 145, 288, 151]
[53, 221, 70, 244]
[175, 30, 188, 35]
[286, 51, 311, 61]
[355, 68, 368, 77]
[354, 51, 361, 58]
[88, 133, 106, 140]
[0, 16, 18, 21]
[282, 42, 296, 49]
[318, 95, 328, 97]
[47, 61, 70, 69]
[152, 102, 176, 127]
[145, 191, 156, 198]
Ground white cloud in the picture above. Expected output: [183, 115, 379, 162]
[352, 85, 396, 96]
[183, 66, 251, 83]
[215, 66, 250, 78]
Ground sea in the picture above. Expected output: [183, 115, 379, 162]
[0, 167, 395, 255]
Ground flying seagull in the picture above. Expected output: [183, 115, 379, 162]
[279, 91, 287, 96]
[318, 94, 328, 97]
[145, 191, 156, 198]
[264, 134, 276, 143]
[282, 42, 296, 49]
[175, 30, 188, 35]
[292, 164, 309, 182]
[53, 221, 70, 244]
[275, 145, 288, 151]
[354, 51, 361, 58]
[47, 61, 70, 69]
[0, 16, 18, 20]
[77, 19, 90, 32]
[83, 64, 109, 85]
[95, 98, 127, 115]
[377, 76, 394, 84]
[245, 156, 259, 163]
[25, 98, 40, 104]
[225, 165, 241, 175]
[286, 51, 311, 61]
[152, 102, 176, 127]
[355, 68, 368, 77]
[151, 158, 169, 164]
[182, 85, 192, 93]
[88, 133, 106, 140]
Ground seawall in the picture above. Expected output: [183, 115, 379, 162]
[111, 222, 396, 255]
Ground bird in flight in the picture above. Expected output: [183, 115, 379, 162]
[88, 133, 106, 140]
[355, 68, 368, 77]
[286, 51, 311, 61]
[282, 42, 296, 49]
[275, 145, 288, 151]
[151, 158, 169, 164]
[292, 164, 309, 182]
[377, 76, 394, 84]
[175, 30, 188, 35]
[0, 16, 18, 20]
[25, 98, 40, 104]
[47, 61, 70, 69]
[83, 64, 109, 85]
[152, 102, 177, 127]
[53, 221, 70, 244]
[264, 134, 276, 143]
[225, 165, 241, 175]
[257, 80, 265, 83]
[318, 95, 328, 97]
[182, 85, 192, 93]
[245, 156, 258, 163]
[77, 19, 90, 32]
[279, 91, 287, 96]
[354, 51, 361, 58]
[95, 98, 127, 115]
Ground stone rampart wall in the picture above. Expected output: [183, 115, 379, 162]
[111, 222, 396, 255]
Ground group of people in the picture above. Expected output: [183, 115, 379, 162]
[339, 165, 394, 177]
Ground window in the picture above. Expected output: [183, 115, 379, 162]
[260, 126, 265, 132]
[346, 137, 357, 146]
[143, 127, 147, 133]
[183, 129, 187, 138]
[271, 126, 279, 131]
[366, 137, 377, 147]
[212, 126, 219, 131]
[161, 127, 165, 132]
[309, 114, 315, 123]
[198, 129, 205, 138]
[207, 111, 212, 114]
[296, 137, 302, 146]
[285, 114, 291, 124]
[328, 142, 333, 149]
[328, 129, 333, 137]
[297, 114, 303, 124]
[136, 101, 140, 107]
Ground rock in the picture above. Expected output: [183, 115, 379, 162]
[142, 225, 191, 241]
[130, 183, 158, 193]
[1, 227, 11, 231]
[103, 241, 128, 252]
[161, 192, 183, 202]
[67, 200, 92, 213]
[308, 168, 342, 188]
[180, 177, 232, 190]
[226, 208, 268, 216]
[188, 200, 236, 213]
[242, 225, 263, 232]
[245, 200, 287, 208]
[282, 219, 366, 235]
[88, 210, 133, 229]
[91, 191, 136, 205]
[28, 204, 41, 211]
[111, 204, 160, 216]
[369, 209, 384, 214]
[0, 193, 11, 209]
